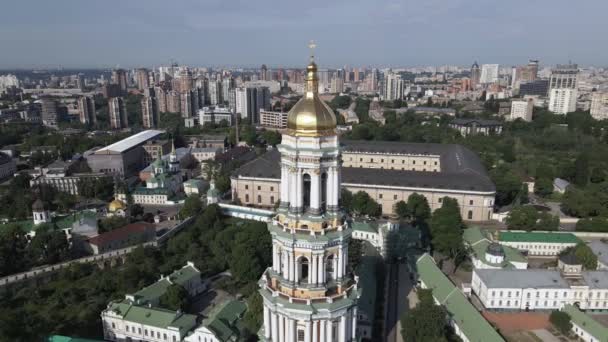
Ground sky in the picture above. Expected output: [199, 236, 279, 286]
[0, 0, 607, 69]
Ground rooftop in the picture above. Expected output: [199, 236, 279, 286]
[589, 241, 608, 267]
[563, 305, 608, 341]
[107, 300, 197, 333]
[133, 263, 201, 305]
[417, 254, 505, 342]
[95, 130, 164, 154]
[499, 231, 580, 244]
[451, 118, 503, 126]
[87, 221, 154, 246]
[203, 300, 247, 342]
[234, 141, 494, 192]
[474, 269, 570, 289]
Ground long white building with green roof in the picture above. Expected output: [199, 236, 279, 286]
[564, 304, 608, 342]
[416, 254, 505, 342]
[498, 231, 580, 257]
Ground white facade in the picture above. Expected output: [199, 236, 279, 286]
[480, 64, 499, 84]
[590, 92, 608, 120]
[509, 99, 534, 122]
[499, 240, 577, 256]
[198, 106, 233, 126]
[382, 73, 403, 101]
[549, 88, 577, 114]
[471, 269, 608, 311]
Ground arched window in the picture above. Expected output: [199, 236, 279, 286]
[326, 254, 335, 280]
[303, 173, 311, 210]
[467, 210, 473, 220]
[321, 172, 328, 211]
[298, 256, 309, 283]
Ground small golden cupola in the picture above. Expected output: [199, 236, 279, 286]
[286, 41, 337, 137]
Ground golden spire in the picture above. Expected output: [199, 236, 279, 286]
[285, 41, 337, 137]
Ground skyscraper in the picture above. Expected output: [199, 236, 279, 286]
[111, 69, 128, 95]
[209, 80, 222, 105]
[382, 72, 404, 101]
[260, 64, 269, 81]
[511, 60, 539, 89]
[590, 92, 608, 120]
[40, 97, 59, 127]
[548, 64, 578, 114]
[141, 96, 159, 128]
[235, 86, 271, 124]
[470, 62, 481, 89]
[135, 68, 150, 91]
[259, 53, 358, 342]
[77, 96, 96, 125]
[108, 97, 128, 129]
[479, 64, 499, 84]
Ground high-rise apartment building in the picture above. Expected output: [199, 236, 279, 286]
[259, 110, 288, 129]
[480, 64, 499, 84]
[166, 91, 181, 114]
[330, 75, 344, 94]
[180, 90, 198, 118]
[208, 80, 222, 105]
[141, 96, 159, 128]
[111, 69, 128, 95]
[40, 97, 59, 127]
[77, 96, 96, 125]
[222, 77, 235, 105]
[177, 69, 193, 93]
[509, 99, 534, 122]
[512, 60, 538, 89]
[470, 62, 481, 89]
[382, 72, 404, 101]
[260, 64, 269, 81]
[235, 86, 271, 124]
[108, 97, 128, 129]
[155, 87, 167, 113]
[548, 64, 578, 114]
[135, 68, 150, 90]
[590, 92, 608, 120]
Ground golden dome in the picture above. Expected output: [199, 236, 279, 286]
[286, 58, 337, 137]
[108, 199, 126, 212]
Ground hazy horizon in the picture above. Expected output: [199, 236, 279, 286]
[1, 0, 607, 69]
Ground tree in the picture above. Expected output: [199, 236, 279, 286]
[180, 195, 202, 218]
[489, 165, 522, 206]
[401, 288, 450, 342]
[506, 206, 538, 231]
[573, 243, 598, 270]
[573, 153, 590, 187]
[536, 212, 559, 231]
[243, 292, 263, 335]
[394, 200, 408, 219]
[0, 224, 29, 276]
[549, 310, 572, 335]
[590, 167, 605, 184]
[429, 198, 465, 259]
[340, 188, 353, 212]
[407, 193, 431, 223]
[260, 130, 282, 146]
[159, 284, 189, 311]
[575, 217, 608, 232]
[351, 191, 381, 217]
[534, 177, 554, 197]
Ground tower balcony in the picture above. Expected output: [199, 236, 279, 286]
[272, 211, 348, 236]
[259, 268, 357, 306]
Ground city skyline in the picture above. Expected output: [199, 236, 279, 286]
[1, 0, 607, 69]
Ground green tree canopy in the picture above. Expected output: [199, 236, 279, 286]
[180, 195, 203, 218]
[429, 198, 464, 258]
[159, 284, 189, 311]
[407, 193, 431, 223]
[549, 310, 572, 335]
[401, 288, 450, 342]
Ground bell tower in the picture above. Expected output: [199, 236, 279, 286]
[259, 43, 358, 342]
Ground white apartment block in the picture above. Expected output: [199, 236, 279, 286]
[509, 99, 534, 121]
[259, 110, 288, 129]
[549, 88, 577, 114]
[590, 92, 608, 120]
[472, 268, 608, 312]
[480, 64, 499, 84]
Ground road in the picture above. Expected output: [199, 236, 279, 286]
[385, 262, 413, 342]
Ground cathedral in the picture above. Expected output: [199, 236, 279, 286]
[258, 48, 359, 342]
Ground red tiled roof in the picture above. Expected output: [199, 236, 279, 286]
[87, 222, 154, 246]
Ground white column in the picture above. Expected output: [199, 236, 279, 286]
[310, 173, 320, 212]
[305, 321, 312, 342]
[326, 321, 333, 342]
[351, 307, 357, 339]
[272, 244, 278, 272]
[289, 319, 296, 342]
[337, 248, 344, 279]
[263, 306, 271, 339]
[326, 169, 333, 210]
[279, 314, 285, 342]
[271, 313, 278, 342]
[320, 320, 326, 342]
[318, 255, 324, 284]
[296, 170, 303, 210]
[288, 253, 294, 282]
[281, 165, 288, 204]
[339, 316, 347, 342]
[310, 255, 316, 284]
[312, 320, 319, 342]
[294, 256, 300, 283]
[289, 170, 297, 211]
[332, 257, 338, 281]
[343, 248, 348, 275]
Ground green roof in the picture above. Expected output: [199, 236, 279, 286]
[464, 227, 526, 268]
[133, 187, 171, 195]
[416, 254, 505, 342]
[499, 231, 580, 244]
[204, 300, 247, 342]
[563, 305, 608, 342]
[133, 263, 201, 306]
[352, 221, 378, 234]
[47, 336, 103, 342]
[107, 301, 197, 333]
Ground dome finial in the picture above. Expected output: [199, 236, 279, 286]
[308, 40, 316, 63]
